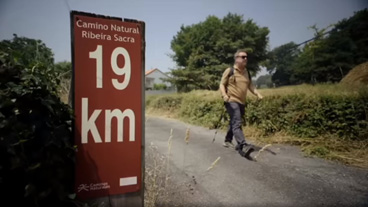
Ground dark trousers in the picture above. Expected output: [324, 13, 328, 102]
[224, 102, 247, 145]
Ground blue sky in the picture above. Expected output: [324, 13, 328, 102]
[0, 0, 367, 77]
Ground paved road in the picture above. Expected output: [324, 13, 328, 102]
[145, 116, 368, 207]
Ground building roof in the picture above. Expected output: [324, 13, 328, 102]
[145, 68, 158, 76]
[145, 68, 168, 77]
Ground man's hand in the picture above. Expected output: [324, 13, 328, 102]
[223, 94, 230, 102]
[249, 83, 263, 100]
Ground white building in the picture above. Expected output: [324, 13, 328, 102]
[145, 68, 172, 90]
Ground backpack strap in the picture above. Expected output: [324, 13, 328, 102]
[247, 70, 252, 84]
[228, 67, 235, 78]
[227, 67, 252, 84]
[228, 67, 235, 83]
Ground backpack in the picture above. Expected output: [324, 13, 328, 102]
[228, 67, 252, 84]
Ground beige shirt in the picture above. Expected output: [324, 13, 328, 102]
[220, 65, 252, 104]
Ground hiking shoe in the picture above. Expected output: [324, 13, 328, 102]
[236, 143, 255, 158]
[242, 144, 255, 158]
[235, 143, 244, 151]
[223, 141, 235, 148]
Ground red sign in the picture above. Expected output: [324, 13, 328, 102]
[71, 11, 144, 199]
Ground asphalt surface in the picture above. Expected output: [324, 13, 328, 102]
[145, 116, 368, 207]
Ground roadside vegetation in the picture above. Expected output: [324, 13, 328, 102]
[0, 36, 75, 207]
[146, 84, 368, 168]
[1, 7, 367, 207]
[150, 10, 368, 169]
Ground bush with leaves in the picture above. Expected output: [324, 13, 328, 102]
[244, 92, 368, 140]
[146, 90, 368, 140]
[0, 51, 75, 207]
[153, 83, 168, 90]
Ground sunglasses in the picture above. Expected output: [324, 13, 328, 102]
[236, 55, 248, 59]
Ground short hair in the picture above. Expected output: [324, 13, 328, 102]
[234, 49, 248, 59]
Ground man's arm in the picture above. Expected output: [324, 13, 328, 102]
[249, 82, 263, 99]
[219, 84, 229, 101]
[219, 68, 230, 102]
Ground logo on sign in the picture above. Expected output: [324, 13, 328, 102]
[77, 183, 111, 192]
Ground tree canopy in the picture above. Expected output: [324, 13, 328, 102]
[255, 74, 273, 88]
[264, 42, 300, 86]
[168, 13, 270, 92]
[0, 34, 54, 68]
[266, 9, 368, 85]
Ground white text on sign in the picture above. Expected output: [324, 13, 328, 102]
[81, 45, 135, 144]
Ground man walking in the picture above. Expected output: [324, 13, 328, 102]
[219, 49, 263, 158]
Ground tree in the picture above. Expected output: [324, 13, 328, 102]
[264, 42, 300, 86]
[54, 61, 72, 79]
[0, 34, 54, 68]
[54, 61, 72, 104]
[292, 9, 368, 84]
[256, 74, 273, 88]
[168, 13, 269, 92]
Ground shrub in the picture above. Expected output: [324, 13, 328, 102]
[146, 89, 368, 140]
[0, 51, 75, 207]
[245, 93, 368, 140]
[147, 94, 182, 113]
[153, 83, 167, 90]
[179, 97, 224, 128]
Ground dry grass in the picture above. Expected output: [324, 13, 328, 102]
[146, 107, 179, 119]
[243, 126, 368, 168]
[341, 61, 368, 86]
[255, 83, 362, 97]
[206, 157, 221, 171]
[59, 78, 71, 104]
[254, 144, 272, 160]
[144, 125, 224, 207]
[145, 143, 171, 207]
[184, 128, 190, 144]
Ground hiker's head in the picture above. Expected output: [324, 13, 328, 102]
[234, 49, 248, 68]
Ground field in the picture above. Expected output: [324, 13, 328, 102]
[146, 84, 368, 167]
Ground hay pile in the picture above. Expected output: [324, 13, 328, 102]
[340, 62, 368, 85]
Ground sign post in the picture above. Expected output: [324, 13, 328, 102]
[70, 11, 145, 206]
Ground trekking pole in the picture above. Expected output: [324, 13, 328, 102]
[212, 108, 226, 143]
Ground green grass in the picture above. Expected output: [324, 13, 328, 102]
[186, 83, 367, 100]
[255, 83, 363, 97]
